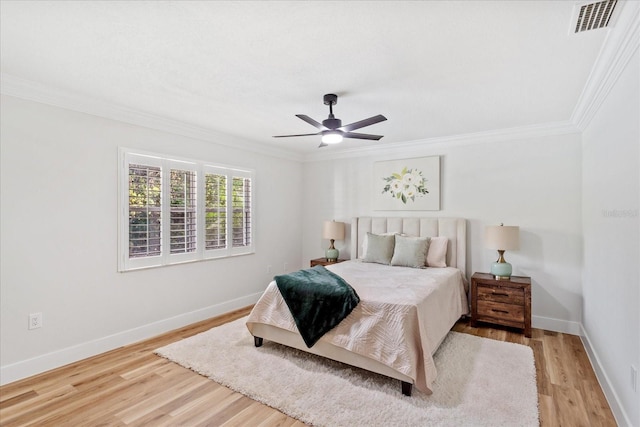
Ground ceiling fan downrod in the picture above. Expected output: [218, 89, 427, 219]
[322, 94, 340, 129]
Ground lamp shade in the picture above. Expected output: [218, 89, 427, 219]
[485, 225, 519, 250]
[323, 220, 345, 240]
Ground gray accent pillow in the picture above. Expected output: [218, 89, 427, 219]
[361, 231, 398, 259]
[391, 235, 430, 268]
[362, 232, 395, 265]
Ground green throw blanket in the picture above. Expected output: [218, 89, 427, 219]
[275, 265, 360, 348]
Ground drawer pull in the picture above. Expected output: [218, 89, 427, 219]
[491, 292, 509, 297]
[491, 309, 510, 314]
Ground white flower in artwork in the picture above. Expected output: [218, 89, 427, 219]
[403, 173, 416, 185]
[381, 167, 429, 204]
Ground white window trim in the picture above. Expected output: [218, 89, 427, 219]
[118, 148, 255, 272]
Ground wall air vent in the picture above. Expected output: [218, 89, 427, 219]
[572, 0, 617, 33]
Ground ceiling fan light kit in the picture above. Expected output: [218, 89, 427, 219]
[321, 130, 343, 144]
[274, 93, 387, 148]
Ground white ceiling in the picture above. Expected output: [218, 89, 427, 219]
[0, 1, 618, 157]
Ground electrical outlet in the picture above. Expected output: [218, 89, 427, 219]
[283, 263, 288, 272]
[632, 365, 638, 392]
[29, 312, 42, 330]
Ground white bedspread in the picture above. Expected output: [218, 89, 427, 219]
[246, 260, 469, 394]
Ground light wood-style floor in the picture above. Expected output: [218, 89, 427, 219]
[0, 306, 616, 426]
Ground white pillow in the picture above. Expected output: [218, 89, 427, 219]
[426, 236, 448, 268]
[362, 232, 395, 265]
[391, 235, 430, 268]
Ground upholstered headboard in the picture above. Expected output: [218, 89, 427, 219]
[351, 217, 467, 279]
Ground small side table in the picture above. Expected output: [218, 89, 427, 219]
[310, 258, 346, 267]
[470, 272, 532, 337]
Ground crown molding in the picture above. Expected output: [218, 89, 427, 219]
[571, 0, 640, 131]
[0, 74, 304, 163]
[303, 120, 580, 162]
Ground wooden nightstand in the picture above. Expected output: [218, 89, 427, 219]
[470, 272, 532, 337]
[310, 258, 346, 267]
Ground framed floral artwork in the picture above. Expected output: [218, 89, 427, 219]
[373, 156, 440, 210]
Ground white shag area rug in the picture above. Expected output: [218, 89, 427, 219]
[155, 318, 538, 427]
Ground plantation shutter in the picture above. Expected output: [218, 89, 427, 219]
[205, 172, 227, 250]
[121, 152, 164, 270]
[232, 176, 252, 248]
[164, 160, 198, 264]
[128, 163, 162, 258]
[169, 168, 197, 254]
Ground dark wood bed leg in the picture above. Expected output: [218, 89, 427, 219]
[254, 336, 263, 347]
[401, 381, 412, 396]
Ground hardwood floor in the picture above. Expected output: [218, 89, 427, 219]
[1, 307, 616, 426]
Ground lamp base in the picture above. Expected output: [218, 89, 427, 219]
[325, 248, 339, 262]
[491, 261, 512, 280]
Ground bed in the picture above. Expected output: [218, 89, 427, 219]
[246, 216, 469, 396]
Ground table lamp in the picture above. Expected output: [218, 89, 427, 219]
[485, 223, 520, 280]
[323, 220, 345, 262]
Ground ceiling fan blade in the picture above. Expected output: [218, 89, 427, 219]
[340, 114, 387, 132]
[343, 132, 384, 141]
[318, 142, 328, 148]
[296, 114, 327, 130]
[273, 132, 321, 138]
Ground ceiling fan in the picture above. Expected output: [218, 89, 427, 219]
[273, 94, 387, 148]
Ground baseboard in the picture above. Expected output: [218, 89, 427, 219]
[0, 292, 262, 386]
[532, 315, 582, 335]
[580, 325, 633, 427]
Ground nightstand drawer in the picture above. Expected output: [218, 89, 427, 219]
[477, 300, 524, 324]
[477, 284, 524, 305]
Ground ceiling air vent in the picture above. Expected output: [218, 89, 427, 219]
[572, 0, 617, 33]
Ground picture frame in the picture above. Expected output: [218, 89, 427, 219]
[372, 156, 440, 211]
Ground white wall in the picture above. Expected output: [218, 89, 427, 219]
[0, 95, 303, 384]
[582, 48, 639, 427]
[302, 132, 584, 333]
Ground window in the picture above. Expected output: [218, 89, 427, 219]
[169, 169, 197, 254]
[232, 176, 252, 248]
[128, 163, 161, 259]
[119, 149, 254, 271]
[205, 173, 226, 250]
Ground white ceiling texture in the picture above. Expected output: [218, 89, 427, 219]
[0, 1, 633, 160]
